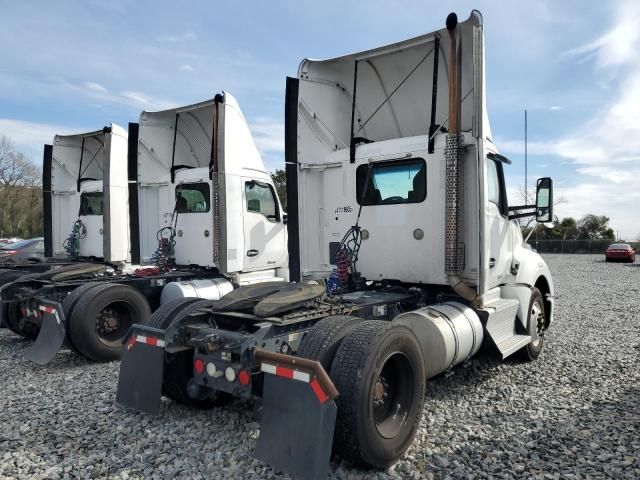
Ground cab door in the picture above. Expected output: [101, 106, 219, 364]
[486, 157, 512, 289]
[242, 179, 286, 271]
[173, 181, 215, 267]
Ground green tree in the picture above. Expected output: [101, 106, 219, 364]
[271, 168, 287, 212]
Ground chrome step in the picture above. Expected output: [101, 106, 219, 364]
[495, 334, 531, 358]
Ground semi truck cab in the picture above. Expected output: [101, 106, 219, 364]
[135, 93, 288, 278]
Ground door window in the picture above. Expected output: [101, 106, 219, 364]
[79, 192, 103, 216]
[245, 181, 279, 222]
[175, 182, 210, 213]
[487, 160, 501, 206]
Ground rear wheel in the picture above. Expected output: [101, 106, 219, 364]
[518, 288, 545, 361]
[329, 321, 425, 467]
[150, 298, 232, 409]
[61, 282, 104, 353]
[69, 283, 151, 361]
[296, 315, 362, 371]
[0, 270, 37, 339]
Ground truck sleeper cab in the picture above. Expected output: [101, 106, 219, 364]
[117, 11, 555, 480]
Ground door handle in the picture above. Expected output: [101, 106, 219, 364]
[489, 258, 496, 268]
[247, 249, 259, 257]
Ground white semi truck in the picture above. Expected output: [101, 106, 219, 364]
[0, 93, 288, 365]
[112, 11, 553, 479]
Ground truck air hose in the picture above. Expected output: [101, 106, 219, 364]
[152, 226, 176, 272]
[63, 219, 86, 257]
[327, 225, 363, 294]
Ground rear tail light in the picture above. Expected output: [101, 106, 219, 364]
[238, 370, 250, 386]
[1, 250, 17, 255]
[194, 358, 205, 374]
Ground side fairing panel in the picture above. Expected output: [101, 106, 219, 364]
[103, 124, 130, 262]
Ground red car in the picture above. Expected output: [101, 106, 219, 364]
[605, 243, 636, 263]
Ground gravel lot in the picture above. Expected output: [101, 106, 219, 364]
[1, 254, 638, 479]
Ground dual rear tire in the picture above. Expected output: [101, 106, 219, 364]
[63, 283, 151, 361]
[297, 317, 426, 468]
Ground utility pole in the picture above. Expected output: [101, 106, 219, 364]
[525, 109, 528, 204]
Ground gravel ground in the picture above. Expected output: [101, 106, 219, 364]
[0, 254, 638, 479]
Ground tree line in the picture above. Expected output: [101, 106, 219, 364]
[0, 135, 43, 239]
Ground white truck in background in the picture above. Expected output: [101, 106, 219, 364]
[0, 92, 288, 365]
[47, 124, 130, 261]
[117, 11, 555, 480]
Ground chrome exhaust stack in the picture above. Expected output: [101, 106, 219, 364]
[444, 13, 478, 303]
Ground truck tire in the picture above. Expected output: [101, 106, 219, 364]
[0, 270, 38, 339]
[61, 282, 105, 354]
[69, 283, 151, 361]
[518, 287, 545, 361]
[296, 315, 362, 371]
[329, 321, 426, 467]
[150, 298, 232, 409]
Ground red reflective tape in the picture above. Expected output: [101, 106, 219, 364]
[146, 337, 158, 347]
[275, 364, 295, 379]
[126, 336, 137, 350]
[309, 378, 329, 404]
[39, 305, 55, 314]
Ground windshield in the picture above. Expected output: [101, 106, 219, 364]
[609, 244, 631, 249]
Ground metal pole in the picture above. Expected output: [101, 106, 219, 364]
[525, 109, 528, 204]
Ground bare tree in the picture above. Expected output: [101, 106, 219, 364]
[0, 135, 43, 237]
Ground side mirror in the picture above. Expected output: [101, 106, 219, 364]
[535, 177, 553, 223]
[283, 213, 288, 224]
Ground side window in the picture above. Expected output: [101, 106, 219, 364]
[175, 182, 210, 213]
[245, 181, 279, 222]
[487, 159, 501, 207]
[79, 192, 103, 216]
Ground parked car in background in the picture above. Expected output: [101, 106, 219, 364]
[0, 237, 45, 262]
[605, 243, 636, 263]
[0, 237, 23, 246]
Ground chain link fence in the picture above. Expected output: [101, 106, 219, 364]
[532, 239, 640, 254]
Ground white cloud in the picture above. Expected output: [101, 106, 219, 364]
[84, 81, 108, 94]
[250, 119, 284, 154]
[549, 106, 562, 111]
[0, 118, 78, 163]
[178, 64, 195, 72]
[564, 0, 640, 69]
[156, 32, 197, 43]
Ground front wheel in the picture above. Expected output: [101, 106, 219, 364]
[329, 321, 425, 468]
[518, 287, 546, 361]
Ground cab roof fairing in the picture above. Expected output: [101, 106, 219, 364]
[295, 10, 492, 165]
[137, 91, 268, 186]
[51, 123, 125, 194]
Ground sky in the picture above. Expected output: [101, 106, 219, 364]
[0, 0, 638, 239]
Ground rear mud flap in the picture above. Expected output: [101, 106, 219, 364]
[24, 300, 65, 365]
[115, 325, 166, 415]
[254, 349, 338, 480]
